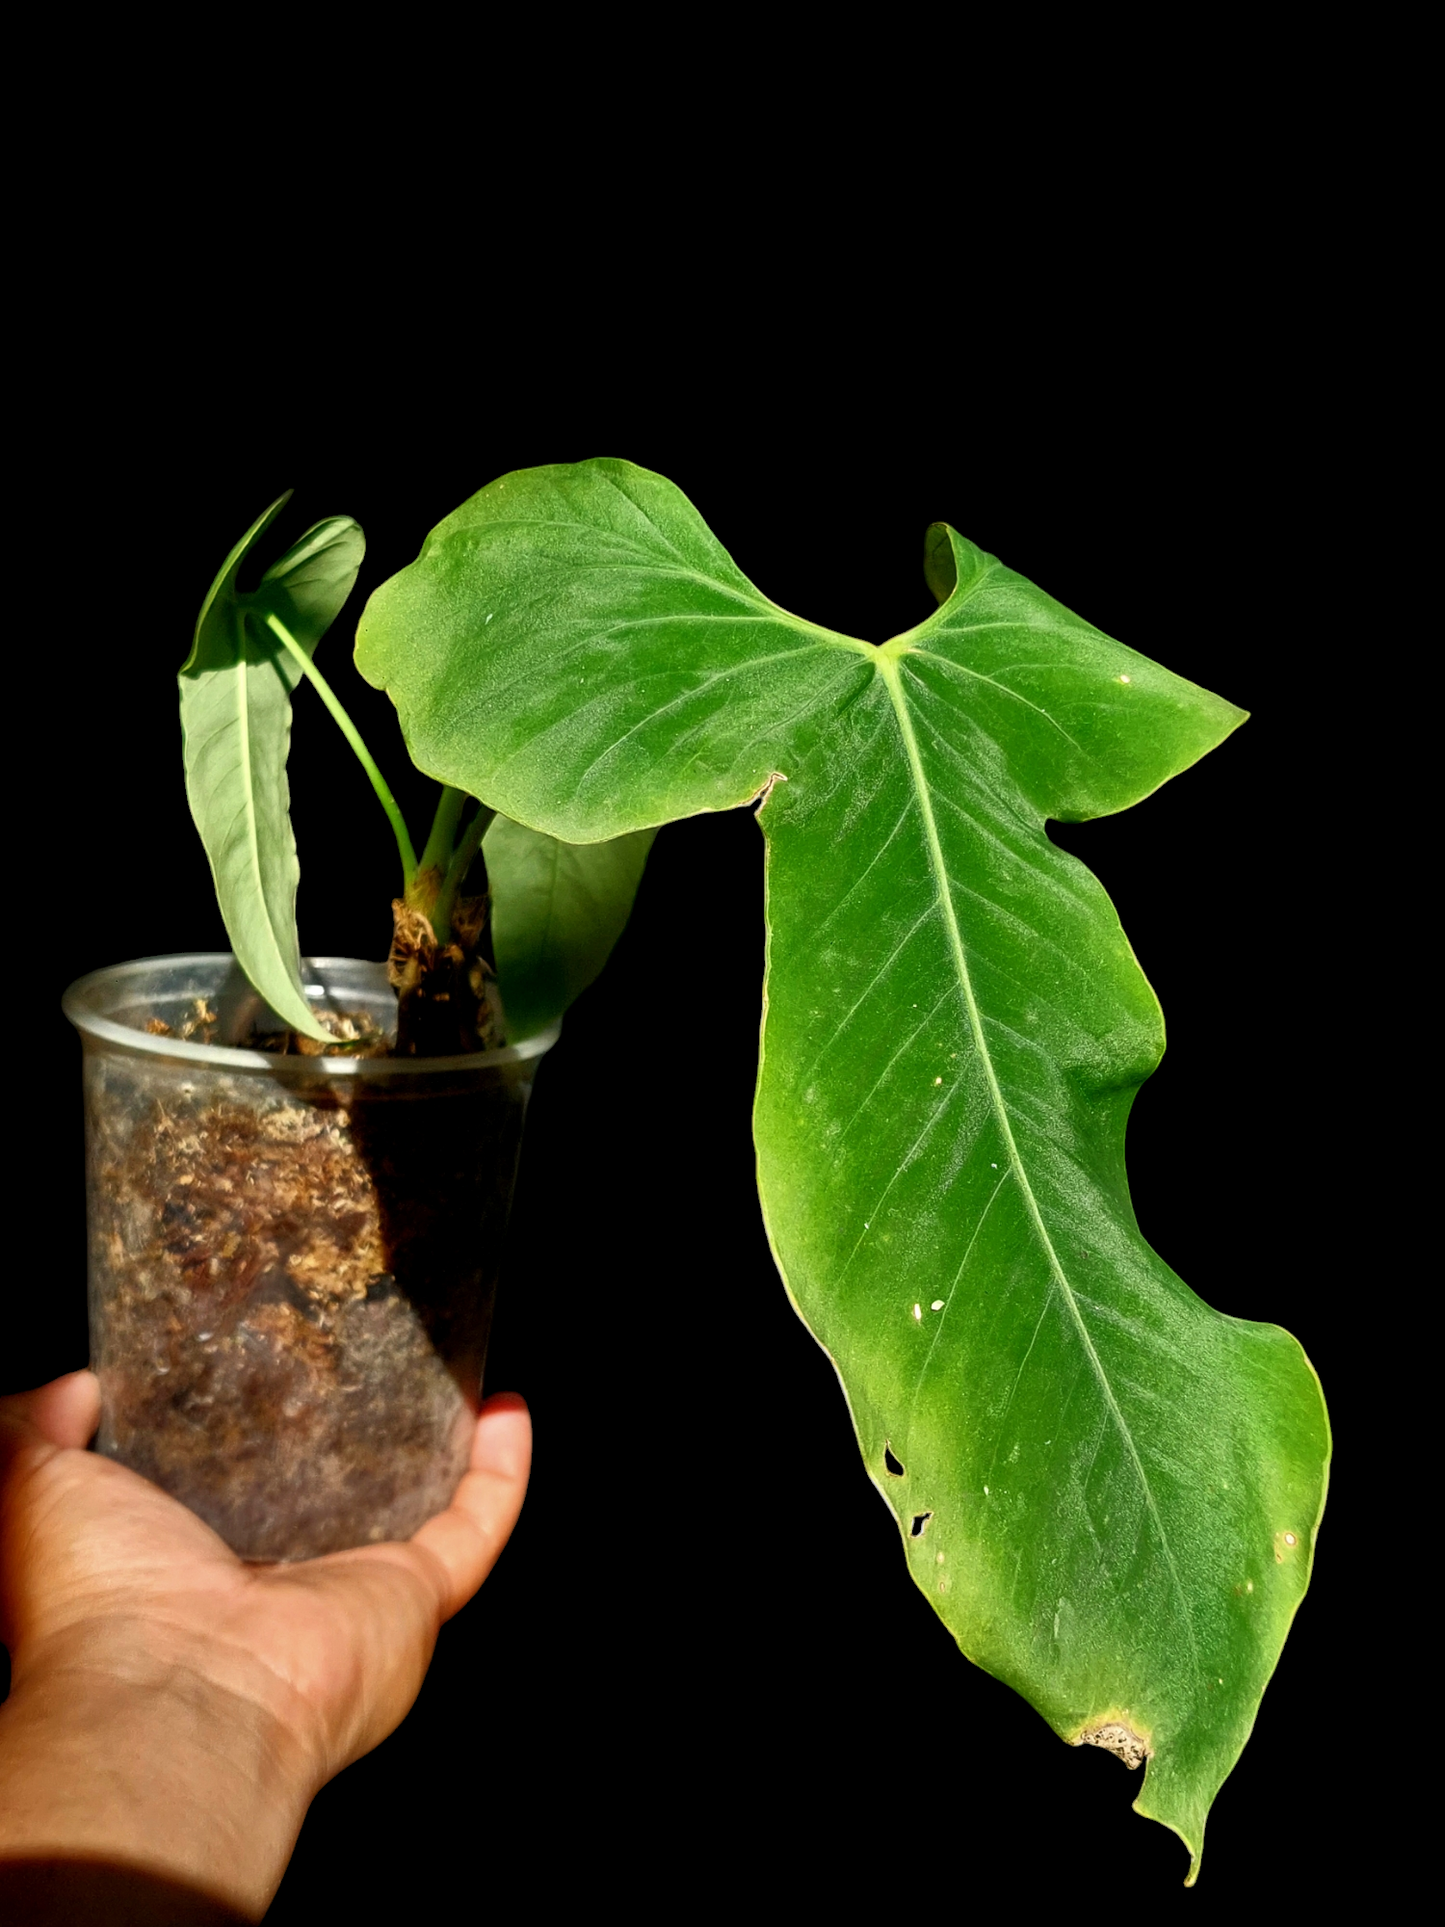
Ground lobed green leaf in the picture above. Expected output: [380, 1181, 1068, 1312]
[356, 459, 1330, 1878]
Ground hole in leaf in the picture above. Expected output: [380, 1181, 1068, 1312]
[910, 1512, 933, 1538]
[884, 1443, 905, 1477]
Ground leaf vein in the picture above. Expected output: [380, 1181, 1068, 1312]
[878, 657, 1199, 1665]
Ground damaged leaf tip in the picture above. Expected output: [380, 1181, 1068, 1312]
[1073, 1719, 1151, 1771]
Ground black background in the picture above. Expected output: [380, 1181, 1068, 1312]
[3, 237, 1398, 1913]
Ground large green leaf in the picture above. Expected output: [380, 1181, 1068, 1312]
[179, 498, 364, 1039]
[483, 816, 655, 1041]
[355, 459, 1329, 1879]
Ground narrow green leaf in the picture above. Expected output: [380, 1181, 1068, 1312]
[180, 502, 364, 1039]
[356, 460, 1330, 1879]
[483, 815, 655, 1040]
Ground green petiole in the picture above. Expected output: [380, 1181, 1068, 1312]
[432, 801, 496, 944]
[264, 612, 419, 887]
[418, 785, 468, 880]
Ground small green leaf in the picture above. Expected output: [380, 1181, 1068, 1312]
[258, 514, 368, 668]
[484, 816, 655, 1040]
[358, 459, 1330, 1879]
[180, 500, 364, 1039]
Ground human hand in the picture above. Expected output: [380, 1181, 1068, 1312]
[0, 1370, 530, 1922]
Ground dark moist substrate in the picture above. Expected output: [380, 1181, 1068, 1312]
[85, 1042, 527, 1560]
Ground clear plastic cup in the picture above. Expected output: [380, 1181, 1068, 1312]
[63, 955, 555, 1561]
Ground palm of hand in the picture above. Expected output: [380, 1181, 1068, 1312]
[0, 1371, 531, 1791]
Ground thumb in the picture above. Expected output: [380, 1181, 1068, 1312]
[0, 1371, 101, 1473]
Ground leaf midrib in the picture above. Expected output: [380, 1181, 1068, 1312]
[875, 649, 1195, 1657]
[229, 608, 293, 986]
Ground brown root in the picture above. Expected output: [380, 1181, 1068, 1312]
[388, 895, 505, 1057]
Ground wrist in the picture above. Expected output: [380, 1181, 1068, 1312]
[0, 1621, 319, 1920]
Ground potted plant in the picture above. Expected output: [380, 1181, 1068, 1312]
[68, 460, 1329, 1884]
[64, 492, 653, 1561]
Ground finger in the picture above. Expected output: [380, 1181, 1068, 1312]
[406, 1392, 532, 1620]
[0, 1370, 100, 1470]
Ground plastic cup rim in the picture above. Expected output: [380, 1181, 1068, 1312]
[61, 953, 560, 1078]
